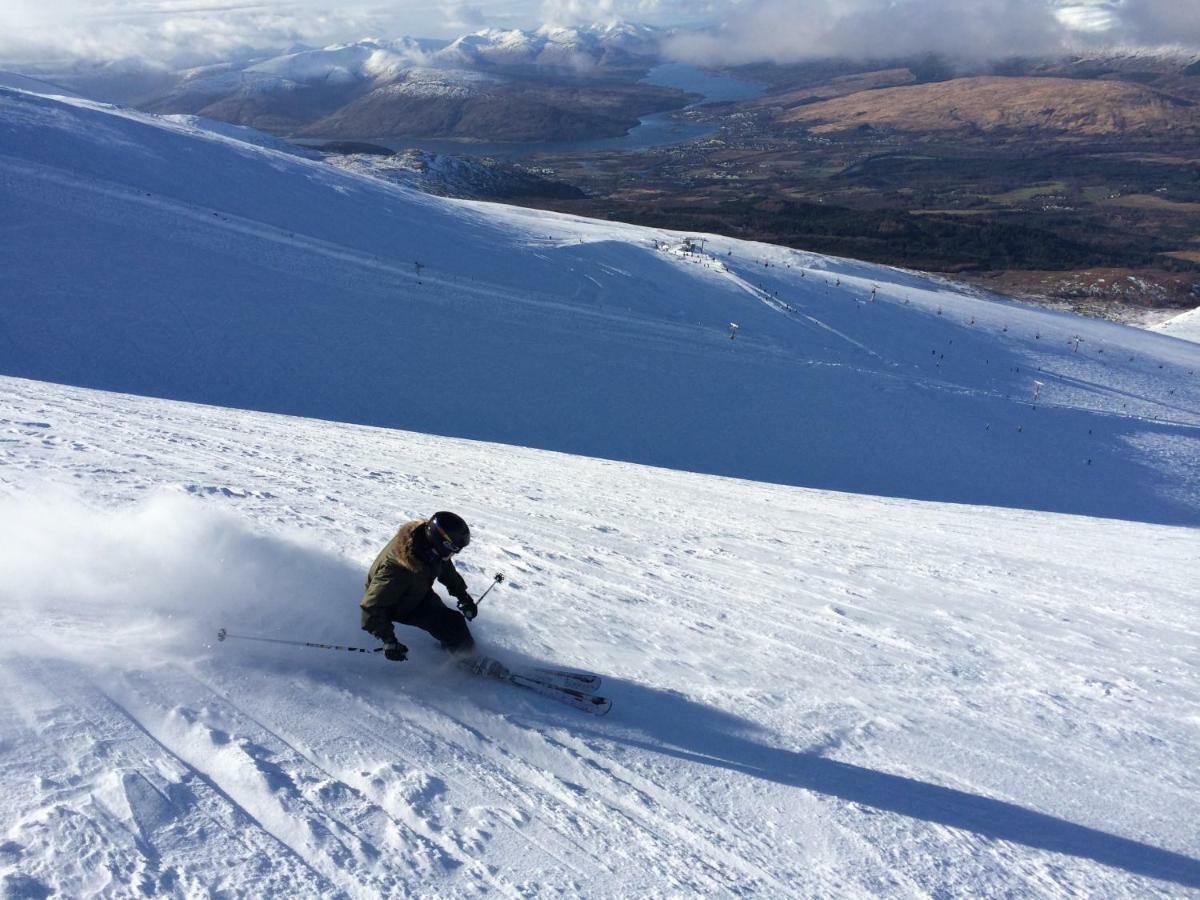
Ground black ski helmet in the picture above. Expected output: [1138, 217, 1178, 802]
[426, 511, 470, 559]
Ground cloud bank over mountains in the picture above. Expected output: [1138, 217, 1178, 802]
[667, 0, 1073, 66]
[665, 0, 1200, 66]
[0, 1, 449, 68]
[1, 0, 1196, 68]
[1112, 0, 1200, 47]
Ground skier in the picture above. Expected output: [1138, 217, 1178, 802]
[360, 512, 477, 661]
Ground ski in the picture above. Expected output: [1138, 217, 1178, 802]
[523, 666, 602, 694]
[510, 674, 612, 716]
[461, 656, 612, 716]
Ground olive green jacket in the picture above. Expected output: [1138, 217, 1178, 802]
[361, 520, 470, 642]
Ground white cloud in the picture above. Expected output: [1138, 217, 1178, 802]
[1055, 2, 1120, 32]
[1113, 0, 1200, 47]
[0, 0, 1195, 67]
[442, 2, 489, 30]
[541, 0, 619, 26]
[664, 0, 1082, 66]
[538, 0, 695, 28]
[0, 0, 694, 66]
[0, 1, 475, 65]
[664, 0, 1200, 67]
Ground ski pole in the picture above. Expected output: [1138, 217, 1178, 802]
[216, 627, 382, 654]
[476, 572, 504, 608]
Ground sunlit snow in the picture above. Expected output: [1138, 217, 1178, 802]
[1, 84, 1198, 897]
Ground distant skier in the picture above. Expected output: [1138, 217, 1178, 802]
[360, 512, 477, 661]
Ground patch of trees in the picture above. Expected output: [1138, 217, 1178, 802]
[603, 198, 1164, 272]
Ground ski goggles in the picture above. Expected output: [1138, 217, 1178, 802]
[430, 520, 465, 556]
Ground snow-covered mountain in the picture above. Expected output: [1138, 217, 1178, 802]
[2, 82, 1199, 898]
[141, 25, 657, 101]
[189, 24, 660, 93]
[2, 85, 1198, 527]
[438, 23, 662, 70]
[137, 40, 463, 133]
[125, 25, 677, 141]
[243, 37, 436, 84]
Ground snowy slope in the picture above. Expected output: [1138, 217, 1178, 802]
[0, 375, 1197, 897]
[0, 71, 80, 97]
[159, 114, 324, 158]
[1153, 307, 1200, 345]
[2, 84, 1199, 530]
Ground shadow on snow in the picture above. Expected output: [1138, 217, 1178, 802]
[567, 679, 1200, 890]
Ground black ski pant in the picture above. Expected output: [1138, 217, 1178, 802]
[395, 591, 474, 652]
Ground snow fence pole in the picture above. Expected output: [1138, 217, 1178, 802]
[216, 627, 382, 655]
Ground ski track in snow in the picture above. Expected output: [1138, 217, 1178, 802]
[1, 377, 1198, 897]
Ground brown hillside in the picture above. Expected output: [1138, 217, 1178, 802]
[298, 81, 686, 143]
[760, 68, 917, 108]
[780, 76, 1198, 136]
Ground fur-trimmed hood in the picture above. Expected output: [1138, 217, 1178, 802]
[387, 519, 436, 576]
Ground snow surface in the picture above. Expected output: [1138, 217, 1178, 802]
[2, 80, 1200, 899]
[0, 71, 80, 98]
[160, 114, 324, 159]
[2, 86, 1199, 528]
[1153, 307, 1200, 345]
[377, 67, 498, 99]
[0, 375, 1198, 897]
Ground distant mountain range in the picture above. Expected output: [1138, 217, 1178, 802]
[29, 24, 675, 143]
[438, 23, 661, 70]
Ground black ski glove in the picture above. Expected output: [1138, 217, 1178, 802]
[382, 641, 408, 662]
[457, 594, 478, 621]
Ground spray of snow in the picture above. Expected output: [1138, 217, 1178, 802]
[0, 490, 363, 666]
